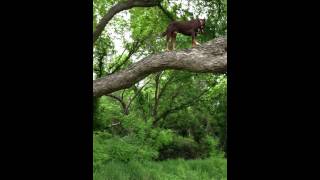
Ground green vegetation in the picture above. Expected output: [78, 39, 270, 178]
[94, 158, 226, 180]
[93, 0, 227, 179]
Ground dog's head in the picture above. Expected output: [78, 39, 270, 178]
[198, 19, 206, 33]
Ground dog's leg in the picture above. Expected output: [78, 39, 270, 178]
[166, 34, 171, 51]
[172, 32, 177, 50]
[194, 32, 200, 45]
[192, 32, 196, 48]
[167, 32, 175, 51]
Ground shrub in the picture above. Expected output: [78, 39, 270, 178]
[158, 136, 199, 160]
[93, 122, 175, 166]
[158, 135, 223, 160]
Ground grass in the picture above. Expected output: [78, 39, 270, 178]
[94, 157, 227, 180]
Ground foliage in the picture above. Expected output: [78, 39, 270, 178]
[94, 116, 175, 169]
[94, 157, 227, 180]
[158, 134, 223, 160]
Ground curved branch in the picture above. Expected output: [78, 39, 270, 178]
[93, 0, 161, 44]
[127, 79, 151, 109]
[158, 4, 175, 21]
[93, 36, 227, 97]
[106, 94, 128, 115]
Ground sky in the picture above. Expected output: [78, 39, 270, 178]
[107, 11, 132, 55]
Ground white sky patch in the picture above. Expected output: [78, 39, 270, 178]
[106, 11, 132, 55]
[94, 11, 132, 80]
[168, 0, 209, 19]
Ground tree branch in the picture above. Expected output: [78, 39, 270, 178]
[110, 40, 142, 74]
[158, 74, 175, 99]
[158, 4, 175, 21]
[93, 36, 227, 97]
[93, 0, 161, 44]
[106, 94, 128, 115]
[127, 79, 151, 109]
[152, 72, 162, 118]
[153, 87, 211, 125]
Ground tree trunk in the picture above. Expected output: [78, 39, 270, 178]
[152, 72, 161, 119]
[93, 37, 227, 97]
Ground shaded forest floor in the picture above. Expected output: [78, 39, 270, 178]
[94, 157, 227, 180]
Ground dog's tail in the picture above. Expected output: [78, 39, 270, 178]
[160, 30, 167, 37]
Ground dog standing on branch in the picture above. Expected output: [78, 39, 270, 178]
[161, 19, 206, 51]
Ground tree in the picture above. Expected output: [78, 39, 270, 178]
[93, 36, 227, 97]
[93, 0, 228, 165]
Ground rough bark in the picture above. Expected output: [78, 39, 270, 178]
[93, 0, 161, 44]
[93, 36, 227, 97]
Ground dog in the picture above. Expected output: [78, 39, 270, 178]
[161, 19, 206, 51]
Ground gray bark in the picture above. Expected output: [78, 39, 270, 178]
[93, 36, 227, 97]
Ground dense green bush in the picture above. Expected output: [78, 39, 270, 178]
[158, 136, 198, 160]
[93, 97, 123, 131]
[157, 135, 223, 160]
[93, 119, 175, 170]
[94, 132, 157, 170]
[93, 131, 111, 170]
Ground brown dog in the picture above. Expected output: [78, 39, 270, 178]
[161, 19, 205, 51]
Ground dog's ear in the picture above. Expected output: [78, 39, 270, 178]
[199, 19, 204, 26]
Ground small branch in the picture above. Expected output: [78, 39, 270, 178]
[158, 74, 175, 99]
[121, 89, 126, 100]
[153, 87, 211, 125]
[108, 122, 121, 128]
[106, 94, 128, 115]
[127, 79, 151, 110]
[152, 72, 161, 118]
[158, 4, 175, 21]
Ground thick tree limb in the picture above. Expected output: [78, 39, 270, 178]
[93, 36, 227, 97]
[93, 0, 161, 44]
